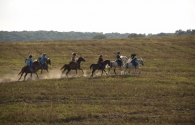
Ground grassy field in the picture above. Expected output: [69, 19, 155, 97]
[0, 36, 195, 124]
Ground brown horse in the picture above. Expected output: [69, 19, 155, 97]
[18, 61, 41, 81]
[61, 57, 85, 77]
[90, 60, 110, 77]
[38, 58, 51, 74]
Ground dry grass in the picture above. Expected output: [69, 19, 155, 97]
[0, 36, 195, 124]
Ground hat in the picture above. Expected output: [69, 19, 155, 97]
[131, 54, 136, 57]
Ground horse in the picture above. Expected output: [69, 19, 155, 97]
[90, 60, 110, 77]
[124, 58, 144, 75]
[18, 60, 41, 81]
[38, 58, 51, 74]
[61, 57, 85, 77]
[107, 56, 129, 75]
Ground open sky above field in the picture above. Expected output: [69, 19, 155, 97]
[0, 0, 195, 34]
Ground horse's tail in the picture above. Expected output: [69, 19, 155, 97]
[18, 70, 22, 75]
[18, 67, 24, 75]
[90, 64, 93, 70]
[60, 64, 66, 70]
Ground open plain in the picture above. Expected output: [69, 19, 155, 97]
[0, 36, 195, 124]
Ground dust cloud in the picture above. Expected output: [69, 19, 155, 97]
[0, 69, 103, 83]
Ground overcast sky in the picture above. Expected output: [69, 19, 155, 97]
[0, 0, 195, 34]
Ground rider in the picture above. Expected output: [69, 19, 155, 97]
[97, 55, 104, 69]
[25, 55, 33, 71]
[116, 52, 122, 67]
[39, 53, 47, 69]
[131, 53, 138, 67]
[69, 52, 77, 65]
[71, 52, 78, 62]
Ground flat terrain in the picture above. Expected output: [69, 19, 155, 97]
[0, 36, 195, 124]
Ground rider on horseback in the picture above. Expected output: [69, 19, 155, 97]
[131, 53, 138, 67]
[25, 55, 33, 71]
[71, 52, 77, 62]
[116, 52, 122, 67]
[97, 55, 104, 69]
[69, 52, 78, 68]
[39, 53, 47, 69]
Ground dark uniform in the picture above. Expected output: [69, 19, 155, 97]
[98, 55, 104, 69]
[116, 52, 122, 67]
[131, 54, 138, 67]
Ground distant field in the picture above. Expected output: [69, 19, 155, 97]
[0, 36, 195, 124]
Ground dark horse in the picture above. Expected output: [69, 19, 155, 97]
[61, 57, 85, 77]
[18, 60, 41, 81]
[90, 60, 110, 77]
[38, 58, 51, 74]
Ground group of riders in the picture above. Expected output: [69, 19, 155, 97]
[97, 52, 137, 69]
[25, 53, 47, 71]
[24, 52, 138, 71]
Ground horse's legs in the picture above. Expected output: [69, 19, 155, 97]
[35, 72, 39, 79]
[66, 69, 71, 77]
[61, 68, 66, 77]
[124, 68, 127, 75]
[108, 68, 110, 74]
[114, 68, 117, 75]
[101, 70, 104, 76]
[103, 69, 108, 75]
[18, 72, 24, 81]
[91, 69, 96, 77]
[46, 68, 49, 74]
[79, 68, 84, 74]
[138, 67, 141, 74]
[24, 73, 28, 81]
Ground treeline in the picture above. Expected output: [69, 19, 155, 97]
[0, 31, 130, 42]
[0, 29, 194, 42]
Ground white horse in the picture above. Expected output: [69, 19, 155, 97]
[124, 58, 144, 75]
[107, 56, 129, 75]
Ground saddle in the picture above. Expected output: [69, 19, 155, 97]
[69, 62, 78, 69]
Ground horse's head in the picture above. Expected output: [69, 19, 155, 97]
[47, 58, 51, 65]
[138, 58, 144, 66]
[77, 57, 85, 63]
[104, 60, 111, 66]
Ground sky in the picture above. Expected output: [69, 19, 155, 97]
[0, 0, 195, 34]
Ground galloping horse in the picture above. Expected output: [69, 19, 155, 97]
[90, 60, 110, 77]
[61, 57, 85, 77]
[18, 60, 41, 81]
[124, 58, 144, 75]
[38, 58, 51, 74]
[108, 56, 129, 75]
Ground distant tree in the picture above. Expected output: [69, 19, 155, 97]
[128, 33, 145, 38]
[157, 33, 167, 36]
[191, 30, 195, 35]
[175, 29, 186, 36]
[93, 34, 107, 39]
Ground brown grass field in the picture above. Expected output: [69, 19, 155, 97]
[0, 36, 195, 124]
